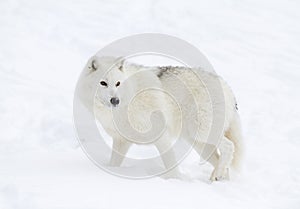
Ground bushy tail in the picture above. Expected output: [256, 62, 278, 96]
[225, 113, 244, 171]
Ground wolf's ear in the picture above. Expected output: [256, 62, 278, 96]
[91, 59, 98, 71]
[117, 57, 125, 72]
[87, 56, 99, 71]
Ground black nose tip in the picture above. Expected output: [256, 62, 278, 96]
[110, 97, 120, 106]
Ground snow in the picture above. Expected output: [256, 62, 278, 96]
[1, 0, 300, 208]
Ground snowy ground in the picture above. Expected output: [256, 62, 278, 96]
[1, 0, 300, 208]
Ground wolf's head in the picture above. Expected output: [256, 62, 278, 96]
[77, 56, 130, 109]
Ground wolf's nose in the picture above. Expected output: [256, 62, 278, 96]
[110, 97, 120, 106]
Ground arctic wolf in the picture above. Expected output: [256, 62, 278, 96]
[77, 56, 243, 181]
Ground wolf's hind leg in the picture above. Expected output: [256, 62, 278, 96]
[109, 138, 132, 167]
[185, 139, 219, 175]
[194, 142, 219, 168]
[210, 136, 234, 181]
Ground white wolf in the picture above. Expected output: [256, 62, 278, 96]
[77, 56, 243, 181]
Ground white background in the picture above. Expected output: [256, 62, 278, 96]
[0, 0, 300, 209]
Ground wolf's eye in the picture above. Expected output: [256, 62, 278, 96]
[100, 81, 108, 87]
[115, 81, 120, 87]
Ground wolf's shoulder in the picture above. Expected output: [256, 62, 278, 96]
[154, 65, 219, 80]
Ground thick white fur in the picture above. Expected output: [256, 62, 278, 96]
[77, 56, 243, 181]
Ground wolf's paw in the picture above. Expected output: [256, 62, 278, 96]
[210, 168, 230, 181]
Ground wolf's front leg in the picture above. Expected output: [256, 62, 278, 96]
[109, 138, 132, 167]
[154, 137, 182, 179]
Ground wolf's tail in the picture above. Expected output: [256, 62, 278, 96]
[225, 112, 244, 171]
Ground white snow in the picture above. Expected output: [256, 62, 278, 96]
[1, 0, 300, 208]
